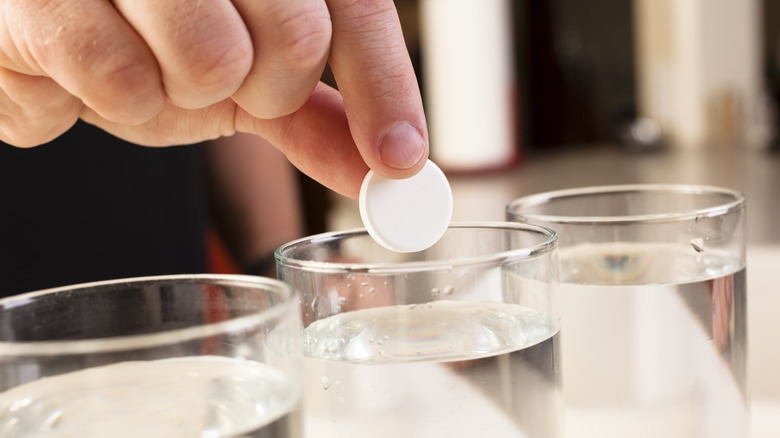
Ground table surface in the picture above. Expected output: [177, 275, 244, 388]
[328, 144, 780, 437]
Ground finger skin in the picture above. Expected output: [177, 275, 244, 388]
[80, 82, 368, 199]
[326, 0, 428, 178]
[0, 68, 82, 147]
[79, 99, 237, 147]
[231, 0, 332, 119]
[111, 0, 254, 109]
[0, 0, 165, 125]
[245, 83, 369, 198]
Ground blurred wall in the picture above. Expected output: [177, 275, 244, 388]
[403, 0, 775, 152]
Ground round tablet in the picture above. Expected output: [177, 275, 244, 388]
[359, 160, 453, 253]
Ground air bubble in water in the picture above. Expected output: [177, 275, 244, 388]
[604, 255, 629, 270]
[325, 337, 341, 353]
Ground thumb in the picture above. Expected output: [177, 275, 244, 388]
[326, 0, 428, 180]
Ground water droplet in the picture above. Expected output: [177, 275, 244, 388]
[43, 409, 63, 427]
[325, 338, 341, 352]
[361, 282, 369, 287]
[310, 296, 320, 312]
[235, 344, 253, 358]
[690, 238, 704, 253]
[443, 285, 455, 296]
[321, 376, 330, 390]
[369, 287, 375, 294]
[338, 296, 347, 306]
[431, 287, 440, 297]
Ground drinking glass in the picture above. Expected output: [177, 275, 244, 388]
[276, 222, 561, 438]
[506, 184, 747, 438]
[0, 274, 303, 437]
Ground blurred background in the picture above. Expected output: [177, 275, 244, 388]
[396, 0, 774, 157]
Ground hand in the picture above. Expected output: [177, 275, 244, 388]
[0, 0, 428, 198]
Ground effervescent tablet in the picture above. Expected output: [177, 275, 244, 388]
[359, 160, 453, 253]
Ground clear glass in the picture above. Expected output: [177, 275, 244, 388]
[276, 222, 561, 438]
[507, 184, 747, 438]
[0, 274, 303, 438]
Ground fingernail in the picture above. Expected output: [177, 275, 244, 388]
[379, 122, 426, 170]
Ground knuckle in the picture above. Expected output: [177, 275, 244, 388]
[177, 35, 254, 95]
[270, 7, 332, 72]
[95, 56, 154, 96]
[87, 57, 163, 123]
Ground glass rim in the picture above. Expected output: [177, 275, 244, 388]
[275, 221, 558, 274]
[506, 184, 746, 224]
[0, 274, 297, 357]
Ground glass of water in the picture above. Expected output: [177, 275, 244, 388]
[276, 222, 561, 438]
[0, 274, 303, 438]
[506, 184, 747, 438]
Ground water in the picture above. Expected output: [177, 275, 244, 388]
[0, 356, 302, 438]
[302, 300, 561, 438]
[558, 243, 747, 438]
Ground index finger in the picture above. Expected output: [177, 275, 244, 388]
[326, 0, 428, 179]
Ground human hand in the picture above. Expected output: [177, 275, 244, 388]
[0, 0, 427, 198]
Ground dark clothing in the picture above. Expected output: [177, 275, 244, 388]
[0, 121, 209, 297]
